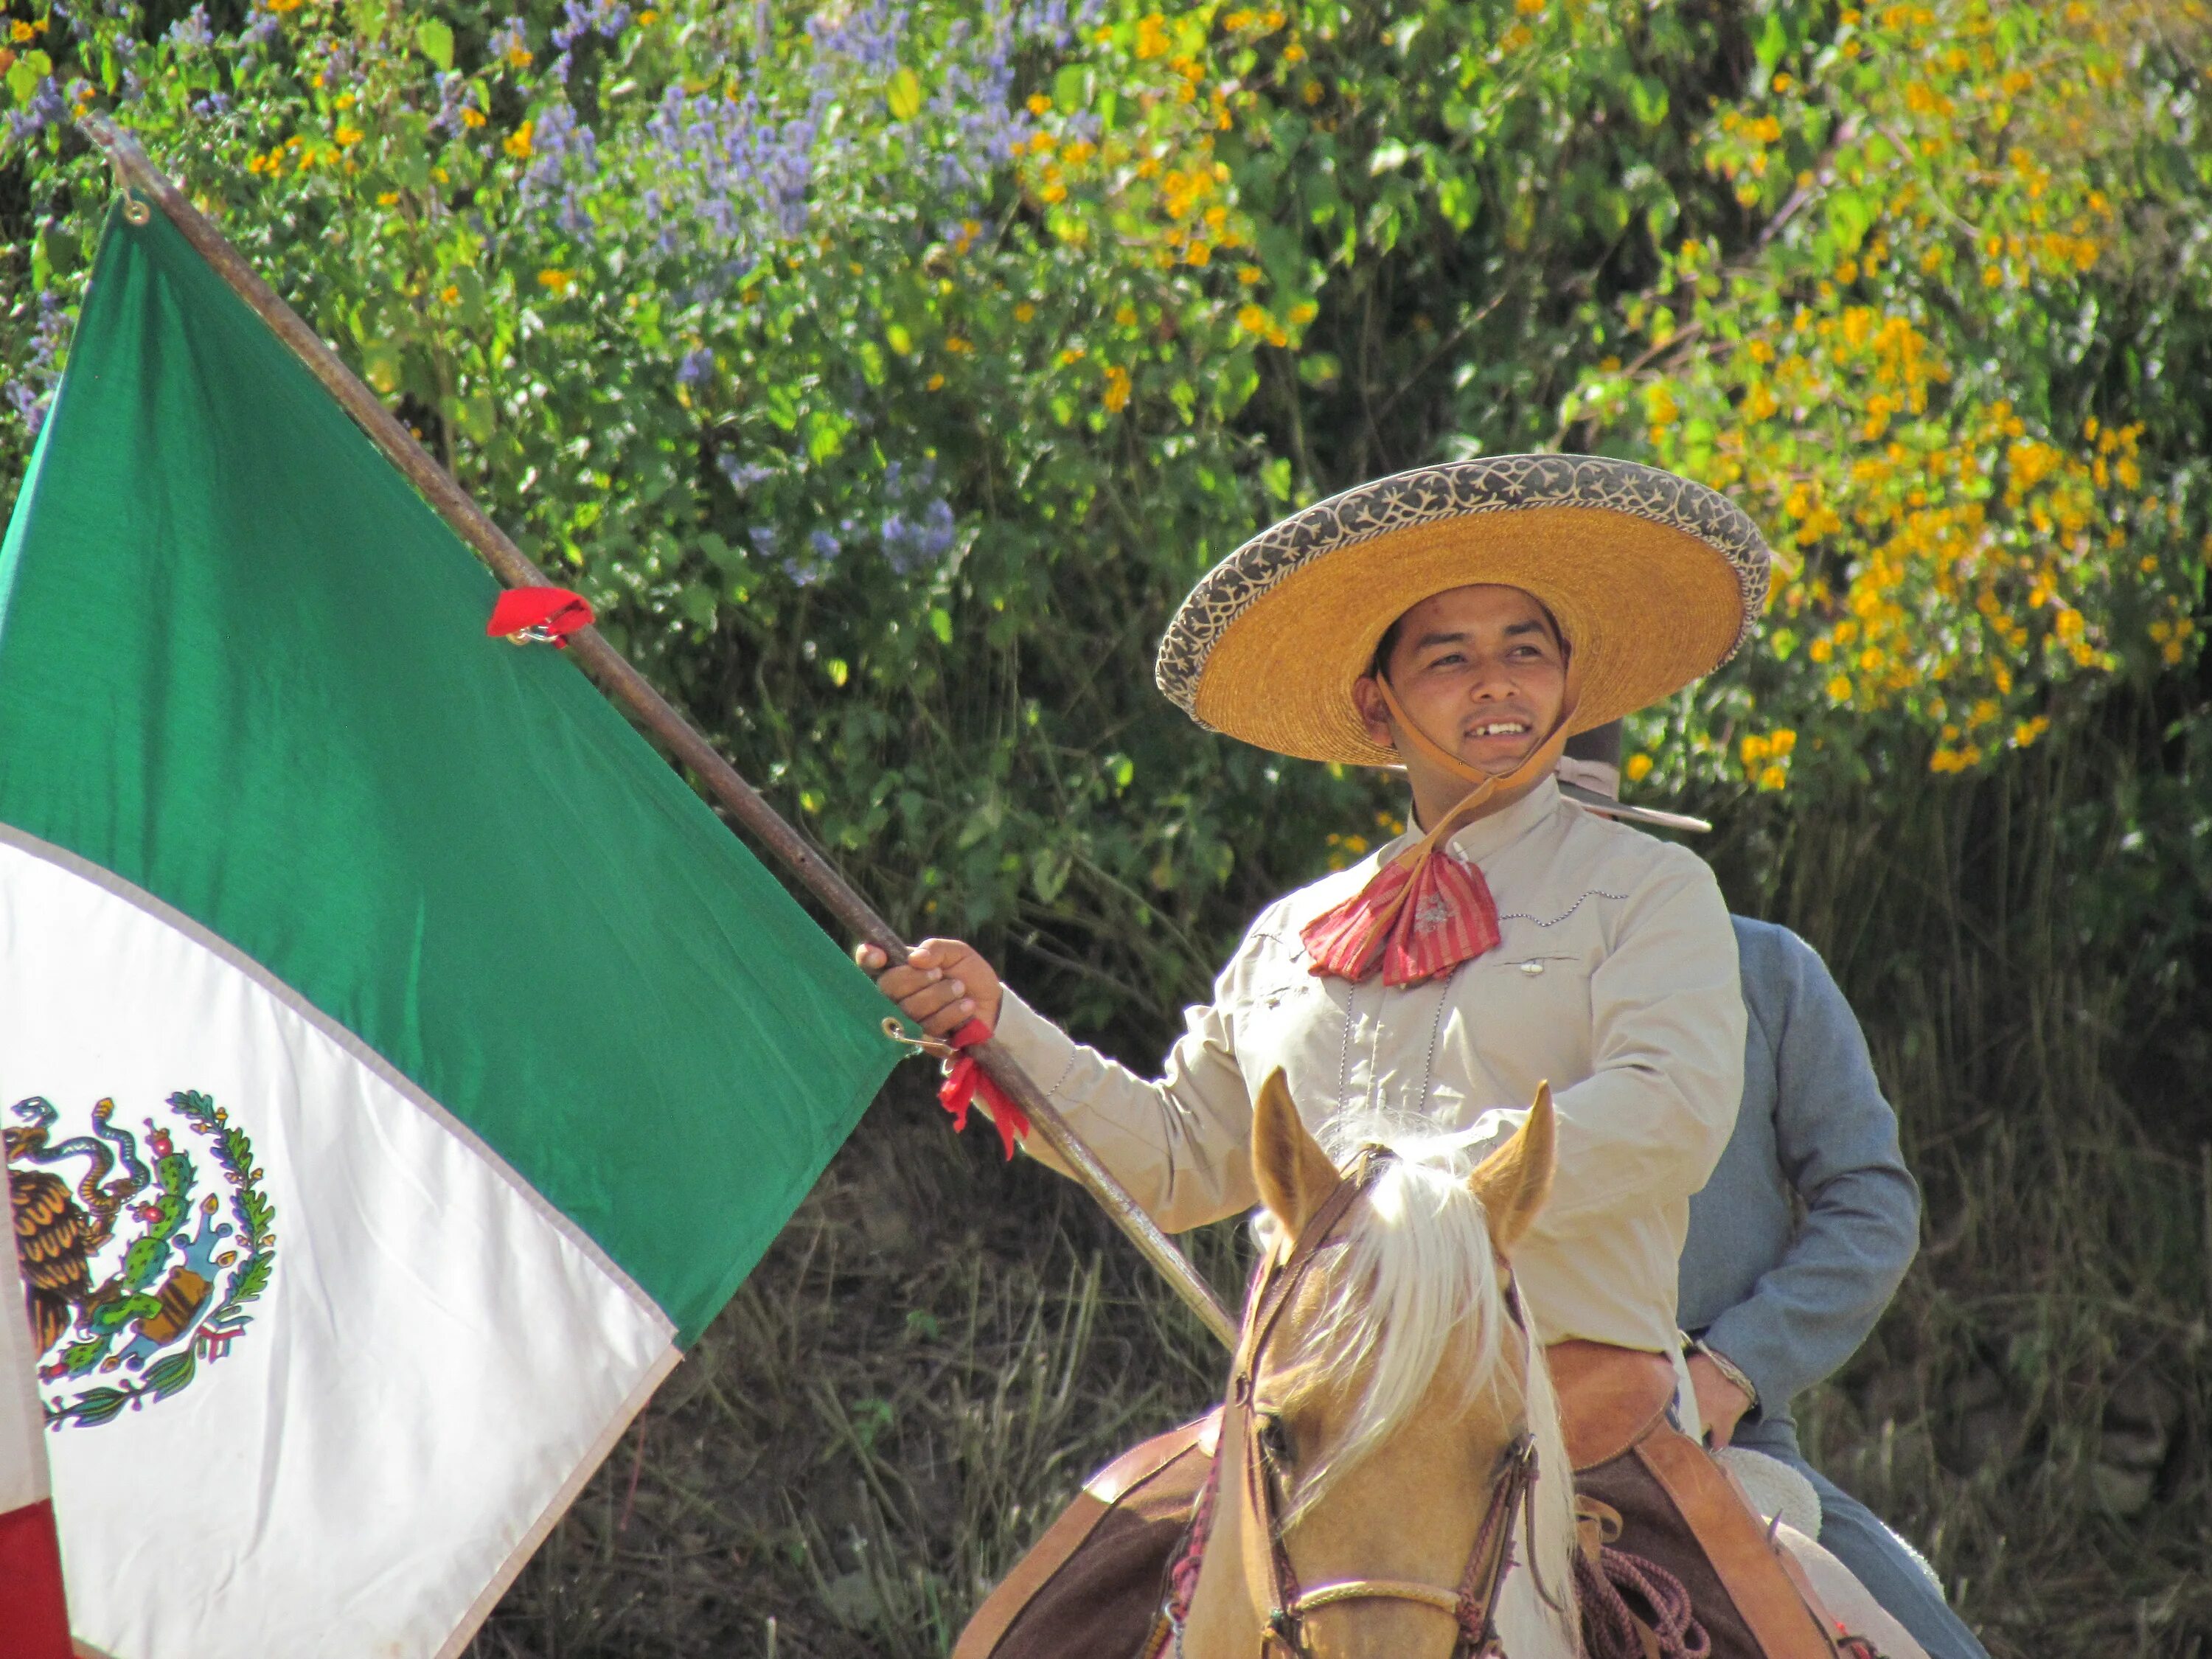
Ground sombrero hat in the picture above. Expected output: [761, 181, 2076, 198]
[1155, 454, 1771, 767]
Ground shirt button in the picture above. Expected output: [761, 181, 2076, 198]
[1518, 960, 1544, 975]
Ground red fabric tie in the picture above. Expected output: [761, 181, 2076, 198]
[938, 1018, 1031, 1160]
[1301, 666, 1580, 986]
[1301, 848, 1503, 987]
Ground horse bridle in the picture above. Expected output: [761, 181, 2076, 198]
[1207, 1147, 1552, 1659]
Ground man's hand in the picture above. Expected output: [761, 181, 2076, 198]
[1686, 1349, 1753, 1448]
[855, 939, 1004, 1039]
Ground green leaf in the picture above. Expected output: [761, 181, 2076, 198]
[927, 607, 953, 644]
[360, 340, 403, 396]
[885, 322, 913, 356]
[1754, 13, 1787, 81]
[886, 67, 924, 120]
[1629, 76, 1669, 128]
[1825, 188, 1875, 254]
[6, 59, 39, 105]
[415, 19, 455, 72]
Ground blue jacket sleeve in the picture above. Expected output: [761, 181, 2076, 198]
[1701, 928, 1921, 1420]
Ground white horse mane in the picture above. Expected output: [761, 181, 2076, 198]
[1249, 1113, 1578, 1619]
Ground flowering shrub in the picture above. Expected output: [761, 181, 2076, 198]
[1, 0, 2205, 1028]
[1553, 0, 2207, 797]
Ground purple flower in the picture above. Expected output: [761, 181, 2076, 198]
[678, 347, 716, 387]
[165, 5, 214, 49]
[243, 9, 282, 49]
[6, 75, 69, 141]
[487, 19, 531, 67]
[4, 292, 73, 439]
[719, 455, 774, 490]
[518, 102, 602, 241]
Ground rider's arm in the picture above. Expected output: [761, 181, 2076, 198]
[1697, 928, 1919, 1422]
[990, 905, 1288, 1232]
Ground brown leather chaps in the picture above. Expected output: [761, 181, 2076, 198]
[953, 1342, 1847, 1659]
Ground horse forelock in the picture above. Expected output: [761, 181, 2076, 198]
[1245, 1115, 1579, 1613]
[1248, 1119, 1513, 1512]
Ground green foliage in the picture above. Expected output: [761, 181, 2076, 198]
[3, 1, 2211, 1645]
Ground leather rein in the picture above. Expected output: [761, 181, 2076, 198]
[1177, 1147, 1551, 1658]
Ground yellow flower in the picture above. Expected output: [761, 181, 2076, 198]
[1237, 265, 1263, 287]
[1185, 241, 1212, 265]
[1624, 754, 1654, 783]
[1282, 41, 1307, 63]
[376, 190, 400, 205]
[538, 268, 576, 295]
[1237, 305, 1270, 335]
[335, 124, 364, 147]
[1135, 12, 1170, 58]
[440, 285, 460, 304]
[1826, 674, 1853, 703]
[1115, 302, 1138, 326]
[461, 107, 487, 129]
[1757, 765, 1788, 792]
[505, 44, 535, 68]
[925, 372, 946, 391]
[504, 122, 535, 159]
[1768, 728, 1796, 757]
[1014, 302, 1037, 323]
[1027, 93, 1051, 116]
[945, 335, 974, 355]
[9, 20, 31, 40]
[638, 8, 659, 24]
[1057, 347, 1085, 366]
[1301, 77, 1324, 104]
[1739, 733, 1770, 768]
[2012, 717, 2050, 748]
[1102, 364, 1133, 413]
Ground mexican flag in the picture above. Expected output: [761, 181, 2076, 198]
[0, 207, 902, 1656]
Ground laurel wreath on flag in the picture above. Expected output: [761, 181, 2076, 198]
[41, 1090, 278, 1431]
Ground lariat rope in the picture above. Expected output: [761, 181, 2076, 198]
[1573, 1543, 1711, 1659]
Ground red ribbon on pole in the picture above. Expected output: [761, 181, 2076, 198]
[487, 586, 595, 647]
[937, 1019, 1031, 1160]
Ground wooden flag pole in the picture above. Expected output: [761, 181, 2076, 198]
[78, 116, 1238, 1354]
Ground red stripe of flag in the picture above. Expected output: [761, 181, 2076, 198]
[0, 1496, 73, 1658]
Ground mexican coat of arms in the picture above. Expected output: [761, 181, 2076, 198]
[6, 1090, 278, 1429]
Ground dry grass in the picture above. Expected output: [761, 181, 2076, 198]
[467, 740, 2210, 1658]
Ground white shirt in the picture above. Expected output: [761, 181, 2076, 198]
[993, 778, 1747, 1354]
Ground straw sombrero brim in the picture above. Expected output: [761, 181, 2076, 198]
[1156, 456, 1771, 767]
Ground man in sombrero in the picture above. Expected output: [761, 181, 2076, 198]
[866, 456, 1848, 1656]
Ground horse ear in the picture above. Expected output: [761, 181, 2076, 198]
[1252, 1068, 1339, 1242]
[1468, 1081, 1556, 1254]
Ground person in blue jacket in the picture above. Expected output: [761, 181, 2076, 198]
[1557, 723, 1990, 1659]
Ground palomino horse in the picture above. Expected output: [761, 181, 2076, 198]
[1169, 1071, 1581, 1658]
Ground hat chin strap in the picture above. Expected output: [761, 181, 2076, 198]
[1373, 667, 1582, 866]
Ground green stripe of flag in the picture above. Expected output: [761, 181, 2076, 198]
[0, 209, 901, 1344]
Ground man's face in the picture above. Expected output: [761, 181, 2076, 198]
[1352, 584, 1567, 777]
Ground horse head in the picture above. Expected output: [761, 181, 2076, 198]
[1178, 1071, 1578, 1659]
